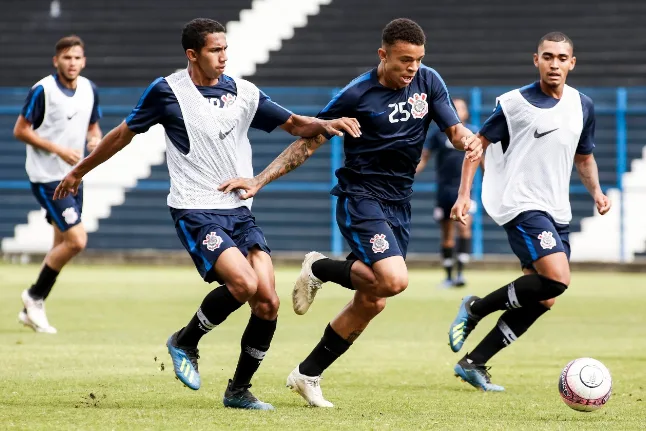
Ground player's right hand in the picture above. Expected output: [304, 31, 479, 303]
[56, 147, 82, 166]
[323, 117, 361, 138]
[218, 177, 261, 200]
[450, 195, 471, 226]
[54, 171, 83, 200]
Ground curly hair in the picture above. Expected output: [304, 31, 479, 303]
[382, 18, 426, 46]
[182, 18, 226, 52]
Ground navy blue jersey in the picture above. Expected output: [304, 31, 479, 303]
[424, 123, 479, 191]
[479, 81, 595, 155]
[21, 74, 102, 128]
[317, 66, 461, 203]
[125, 74, 292, 155]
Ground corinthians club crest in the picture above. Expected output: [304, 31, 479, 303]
[408, 92, 429, 119]
[370, 233, 390, 254]
[538, 231, 556, 250]
[203, 232, 223, 251]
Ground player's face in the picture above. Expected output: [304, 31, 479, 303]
[53, 46, 86, 82]
[378, 41, 425, 89]
[534, 41, 576, 88]
[454, 99, 469, 123]
[191, 32, 228, 80]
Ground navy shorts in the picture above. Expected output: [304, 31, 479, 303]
[31, 181, 83, 232]
[503, 210, 570, 270]
[433, 188, 476, 222]
[336, 194, 411, 265]
[171, 207, 271, 284]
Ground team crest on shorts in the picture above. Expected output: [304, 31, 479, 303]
[203, 232, 223, 251]
[62, 207, 78, 225]
[370, 233, 390, 254]
[538, 231, 556, 250]
[407, 93, 428, 119]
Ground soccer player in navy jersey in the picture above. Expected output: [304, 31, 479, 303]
[416, 98, 479, 288]
[448, 32, 610, 391]
[55, 18, 359, 410]
[220, 18, 483, 406]
[13, 35, 102, 334]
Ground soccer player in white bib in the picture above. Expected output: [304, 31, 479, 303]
[13, 35, 102, 334]
[447, 32, 611, 391]
[54, 18, 360, 410]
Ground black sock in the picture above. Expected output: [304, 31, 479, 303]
[311, 258, 356, 290]
[456, 238, 471, 276]
[176, 285, 244, 347]
[470, 274, 567, 318]
[299, 324, 352, 376]
[468, 303, 550, 364]
[28, 264, 59, 300]
[231, 313, 277, 388]
[441, 247, 454, 280]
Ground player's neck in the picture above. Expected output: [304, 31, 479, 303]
[56, 73, 78, 90]
[188, 64, 219, 87]
[539, 79, 564, 99]
[377, 63, 400, 90]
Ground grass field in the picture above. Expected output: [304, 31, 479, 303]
[1, 264, 645, 430]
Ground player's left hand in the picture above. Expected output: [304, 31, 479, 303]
[87, 136, 101, 152]
[54, 171, 83, 200]
[323, 117, 362, 138]
[450, 195, 472, 226]
[595, 192, 611, 215]
[462, 135, 483, 162]
[218, 177, 261, 200]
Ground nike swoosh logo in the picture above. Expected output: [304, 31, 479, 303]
[67, 112, 78, 120]
[534, 128, 558, 139]
[219, 126, 235, 140]
[370, 110, 387, 117]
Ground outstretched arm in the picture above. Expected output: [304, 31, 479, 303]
[219, 134, 328, 199]
[280, 114, 361, 139]
[450, 133, 490, 225]
[574, 153, 611, 215]
[444, 123, 483, 161]
[54, 121, 135, 199]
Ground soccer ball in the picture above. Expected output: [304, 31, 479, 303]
[558, 358, 612, 412]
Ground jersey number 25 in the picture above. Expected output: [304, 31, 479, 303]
[388, 102, 411, 123]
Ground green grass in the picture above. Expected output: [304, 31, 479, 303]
[0, 264, 645, 430]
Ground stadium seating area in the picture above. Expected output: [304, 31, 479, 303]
[1, 0, 645, 258]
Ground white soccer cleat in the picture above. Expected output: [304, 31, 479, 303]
[292, 251, 326, 315]
[21, 290, 57, 334]
[286, 366, 334, 408]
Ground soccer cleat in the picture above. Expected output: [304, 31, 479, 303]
[21, 290, 57, 333]
[448, 295, 481, 352]
[286, 366, 334, 407]
[292, 251, 326, 315]
[454, 274, 467, 287]
[166, 332, 201, 390]
[437, 279, 455, 289]
[223, 379, 275, 410]
[454, 357, 505, 392]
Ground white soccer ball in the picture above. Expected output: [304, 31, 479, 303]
[558, 358, 612, 412]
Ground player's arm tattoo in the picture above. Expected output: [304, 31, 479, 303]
[346, 329, 364, 343]
[256, 134, 327, 186]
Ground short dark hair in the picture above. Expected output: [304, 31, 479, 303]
[538, 31, 574, 52]
[55, 35, 84, 55]
[382, 18, 426, 46]
[182, 18, 226, 52]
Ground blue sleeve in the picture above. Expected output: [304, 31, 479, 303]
[89, 81, 102, 125]
[317, 87, 354, 120]
[125, 77, 166, 134]
[21, 85, 45, 129]
[577, 94, 596, 155]
[425, 68, 461, 131]
[479, 103, 509, 144]
[250, 90, 293, 133]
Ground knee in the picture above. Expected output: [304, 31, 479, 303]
[65, 234, 87, 254]
[379, 274, 408, 297]
[252, 294, 280, 320]
[537, 274, 569, 297]
[354, 295, 387, 319]
[228, 270, 259, 300]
